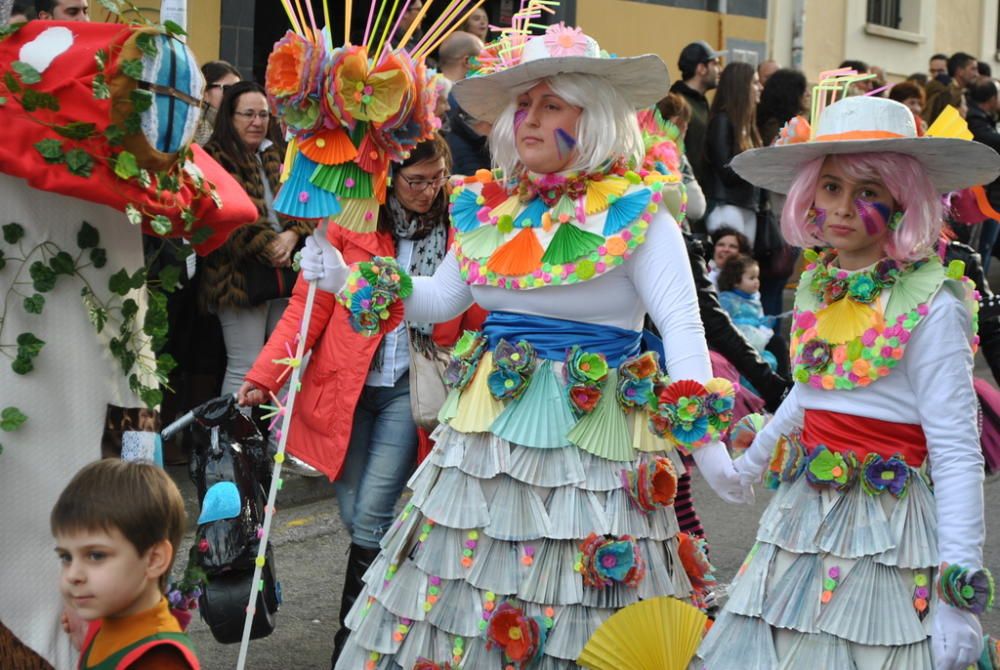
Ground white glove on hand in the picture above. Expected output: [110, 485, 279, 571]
[300, 230, 348, 294]
[691, 442, 754, 504]
[733, 443, 769, 489]
[932, 603, 983, 670]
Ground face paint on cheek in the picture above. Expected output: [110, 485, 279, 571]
[554, 128, 577, 158]
[808, 206, 827, 231]
[855, 199, 892, 235]
[514, 109, 527, 132]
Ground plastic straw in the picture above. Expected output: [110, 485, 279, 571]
[363, 0, 378, 43]
[279, 0, 303, 34]
[395, 0, 435, 54]
[303, 0, 319, 33]
[234, 244, 322, 670]
[372, 0, 403, 62]
[418, 0, 488, 58]
[383, 0, 414, 53]
[412, 0, 467, 54]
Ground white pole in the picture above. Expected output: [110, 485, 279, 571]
[235, 231, 323, 669]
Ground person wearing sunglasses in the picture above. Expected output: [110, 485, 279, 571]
[195, 60, 241, 145]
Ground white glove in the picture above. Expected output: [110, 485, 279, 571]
[300, 229, 348, 294]
[932, 603, 983, 670]
[691, 442, 754, 504]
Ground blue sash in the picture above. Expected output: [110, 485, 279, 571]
[483, 311, 642, 366]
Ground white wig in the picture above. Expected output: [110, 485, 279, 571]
[489, 73, 645, 178]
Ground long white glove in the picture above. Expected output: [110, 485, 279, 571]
[299, 229, 348, 295]
[691, 442, 754, 504]
[932, 603, 983, 670]
[733, 387, 805, 488]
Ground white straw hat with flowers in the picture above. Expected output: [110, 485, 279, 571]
[452, 2, 668, 123]
[731, 69, 1000, 194]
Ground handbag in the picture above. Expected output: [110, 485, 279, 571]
[243, 259, 299, 306]
[753, 192, 798, 279]
[407, 335, 450, 431]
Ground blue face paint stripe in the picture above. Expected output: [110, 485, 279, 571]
[554, 128, 576, 158]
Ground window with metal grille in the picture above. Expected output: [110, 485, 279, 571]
[867, 0, 902, 28]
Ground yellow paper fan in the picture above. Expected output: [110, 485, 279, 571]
[332, 197, 381, 232]
[925, 105, 973, 140]
[585, 176, 630, 215]
[577, 597, 708, 670]
[632, 411, 671, 453]
[490, 194, 522, 221]
[815, 298, 883, 345]
[450, 352, 506, 433]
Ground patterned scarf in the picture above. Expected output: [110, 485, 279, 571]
[386, 191, 448, 339]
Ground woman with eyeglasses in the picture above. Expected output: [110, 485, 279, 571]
[200, 81, 315, 405]
[194, 60, 240, 145]
[238, 132, 485, 666]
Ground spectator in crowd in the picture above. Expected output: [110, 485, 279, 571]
[839, 59, 873, 92]
[924, 79, 967, 125]
[393, 0, 424, 52]
[948, 51, 979, 90]
[8, 2, 33, 22]
[979, 61, 993, 79]
[438, 31, 490, 176]
[889, 80, 927, 133]
[35, 0, 87, 20]
[195, 60, 241, 145]
[705, 61, 762, 243]
[200, 82, 314, 400]
[757, 59, 780, 87]
[670, 40, 725, 192]
[967, 78, 1000, 271]
[656, 92, 707, 223]
[460, 5, 489, 42]
[707, 225, 751, 286]
[869, 64, 888, 93]
[908, 72, 930, 86]
[929, 52, 949, 80]
[716, 254, 780, 383]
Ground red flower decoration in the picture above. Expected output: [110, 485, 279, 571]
[486, 602, 541, 663]
[414, 660, 451, 670]
[569, 384, 602, 414]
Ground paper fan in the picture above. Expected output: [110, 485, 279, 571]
[450, 187, 482, 233]
[541, 222, 605, 265]
[568, 371, 633, 462]
[486, 227, 544, 277]
[457, 224, 504, 260]
[577, 596, 707, 670]
[603, 188, 652, 236]
[450, 353, 506, 433]
[298, 127, 357, 165]
[481, 179, 509, 209]
[586, 176, 629, 215]
[815, 297, 882, 345]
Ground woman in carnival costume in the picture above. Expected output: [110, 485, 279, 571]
[697, 75, 1000, 669]
[300, 11, 750, 669]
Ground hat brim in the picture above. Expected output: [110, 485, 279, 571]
[452, 54, 669, 123]
[731, 137, 1000, 194]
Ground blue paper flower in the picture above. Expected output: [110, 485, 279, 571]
[488, 367, 526, 400]
[594, 540, 637, 583]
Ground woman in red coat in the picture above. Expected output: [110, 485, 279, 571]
[238, 134, 483, 665]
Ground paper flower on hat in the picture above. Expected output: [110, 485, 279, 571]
[334, 48, 410, 125]
[266, 30, 324, 107]
[773, 114, 811, 146]
[543, 23, 589, 57]
[485, 602, 545, 664]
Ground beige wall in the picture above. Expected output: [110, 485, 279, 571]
[91, 0, 222, 66]
[576, 0, 766, 83]
[801, 0, 845, 80]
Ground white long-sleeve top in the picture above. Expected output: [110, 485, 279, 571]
[403, 206, 713, 385]
[746, 286, 985, 569]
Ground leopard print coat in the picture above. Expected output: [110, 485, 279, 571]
[199, 141, 315, 311]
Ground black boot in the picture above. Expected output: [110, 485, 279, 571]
[330, 543, 381, 668]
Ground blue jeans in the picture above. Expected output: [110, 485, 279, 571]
[333, 373, 418, 549]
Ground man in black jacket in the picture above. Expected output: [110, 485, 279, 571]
[966, 79, 1000, 270]
[669, 41, 724, 192]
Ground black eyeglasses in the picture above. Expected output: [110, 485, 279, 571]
[397, 174, 448, 191]
[207, 83, 231, 91]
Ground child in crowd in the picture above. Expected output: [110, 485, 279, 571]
[717, 254, 779, 372]
[51, 460, 199, 670]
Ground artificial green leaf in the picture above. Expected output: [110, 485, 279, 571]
[180, 208, 196, 231]
[150, 215, 172, 235]
[137, 170, 151, 188]
[90, 247, 107, 268]
[0, 407, 27, 432]
[104, 124, 125, 146]
[157, 353, 178, 376]
[28, 261, 56, 292]
[34, 138, 64, 164]
[49, 251, 75, 275]
[136, 33, 158, 58]
[2, 222, 25, 244]
[23, 294, 44, 314]
[157, 171, 179, 192]
[171, 243, 194, 261]
[11, 356, 32, 375]
[22, 88, 58, 112]
[77, 222, 99, 249]
[163, 20, 188, 36]
[98, 0, 122, 14]
[120, 59, 143, 80]
[0, 96, 6, 105]
[11, 61, 41, 85]
[140, 386, 163, 409]
[114, 151, 140, 180]
[191, 226, 213, 245]
[143, 290, 168, 340]
[92, 74, 110, 100]
[65, 149, 94, 178]
[88, 305, 108, 332]
[16, 332, 44, 357]
[124, 112, 142, 134]
[94, 49, 108, 71]
[0, 20, 25, 40]
[4, 72, 21, 94]
[121, 298, 138, 322]
[108, 268, 131, 296]
[158, 264, 181, 293]
[55, 122, 97, 140]
[129, 267, 146, 289]
[125, 203, 142, 226]
[130, 89, 153, 114]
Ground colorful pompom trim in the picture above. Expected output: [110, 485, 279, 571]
[647, 377, 735, 449]
[335, 256, 412, 336]
[938, 564, 996, 615]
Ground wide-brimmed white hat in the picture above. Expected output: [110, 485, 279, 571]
[731, 95, 1000, 194]
[452, 22, 668, 123]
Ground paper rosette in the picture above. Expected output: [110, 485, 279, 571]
[648, 377, 735, 450]
[335, 256, 412, 337]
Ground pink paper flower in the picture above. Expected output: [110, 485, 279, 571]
[543, 24, 589, 57]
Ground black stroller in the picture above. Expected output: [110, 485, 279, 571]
[163, 394, 281, 643]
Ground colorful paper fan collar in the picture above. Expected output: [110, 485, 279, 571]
[265, 0, 477, 230]
[0, 21, 256, 254]
[729, 68, 1000, 195]
[454, 2, 668, 124]
[790, 249, 979, 391]
[450, 168, 681, 290]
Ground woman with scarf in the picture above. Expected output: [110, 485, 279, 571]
[295, 21, 749, 669]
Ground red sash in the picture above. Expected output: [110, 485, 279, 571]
[801, 409, 928, 467]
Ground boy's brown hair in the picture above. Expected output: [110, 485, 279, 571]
[51, 459, 186, 591]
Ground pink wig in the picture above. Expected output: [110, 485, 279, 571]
[782, 152, 943, 263]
